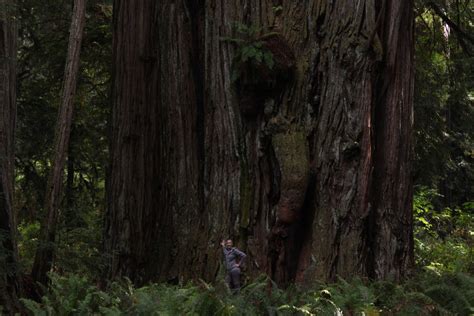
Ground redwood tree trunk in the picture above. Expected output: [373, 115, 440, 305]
[0, 0, 20, 310]
[105, 0, 202, 283]
[32, 0, 86, 285]
[298, 0, 415, 282]
[106, 0, 414, 285]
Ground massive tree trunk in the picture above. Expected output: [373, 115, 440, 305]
[106, 0, 414, 285]
[105, 0, 202, 284]
[0, 0, 20, 310]
[32, 0, 86, 285]
[298, 0, 415, 282]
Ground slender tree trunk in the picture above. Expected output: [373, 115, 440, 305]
[106, 0, 414, 285]
[0, 0, 20, 311]
[32, 0, 86, 285]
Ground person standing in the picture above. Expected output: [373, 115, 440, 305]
[221, 239, 246, 294]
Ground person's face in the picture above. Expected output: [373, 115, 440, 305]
[225, 240, 233, 249]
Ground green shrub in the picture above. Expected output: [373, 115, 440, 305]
[221, 23, 276, 82]
[414, 187, 474, 274]
[17, 221, 41, 272]
[21, 273, 120, 315]
[19, 271, 474, 315]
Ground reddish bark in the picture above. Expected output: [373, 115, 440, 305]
[106, 0, 414, 285]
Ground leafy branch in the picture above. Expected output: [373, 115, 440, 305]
[221, 23, 278, 82]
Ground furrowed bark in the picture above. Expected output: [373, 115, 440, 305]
[105, 0, 202, 283]
[306, 0, 414, 282]
[106, 0, 414, 285]
[371, 0, 414, 280]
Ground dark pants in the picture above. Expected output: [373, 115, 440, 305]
[226, 267, 241, 294]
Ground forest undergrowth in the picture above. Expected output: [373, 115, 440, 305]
[16, 188, 474, 316]
[17, 269, 474, 315]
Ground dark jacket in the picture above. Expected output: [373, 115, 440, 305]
[223, 247, 246, 271]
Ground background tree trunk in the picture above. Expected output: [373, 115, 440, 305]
[32, 0, 86, 285]
[106, 0, 414, 285]
[0, 0, 20, 310]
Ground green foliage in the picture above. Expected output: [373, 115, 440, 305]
[414, 187, 474, 274]
[20, 272, 474, 315]
[13, 1, 474, 315]
[20, 273, 120, 315]
[272, 6, 283, 14]
[15, 0, 111, 279]
[221, 23, 276, 82]
[16, 189, 474, 316]
[405, 271, 474, 315]
[21, 274, 282, 315]
[323, 278, 377, 314]
[17, 221, 40, 271]
[279, 273, 474, 315]
[414, 0, 474, 209]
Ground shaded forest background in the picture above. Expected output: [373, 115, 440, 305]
[0, 0, 473, 314]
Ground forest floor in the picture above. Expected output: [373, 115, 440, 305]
[18, 269, 474, 315]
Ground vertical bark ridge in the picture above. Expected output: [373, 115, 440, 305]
[202, 0, 242, 244]
[107, 0, 203, 283]
[310, 0, 383, 281]
[0, 0, 20, 310]
[371, 0, 414, 280]
[106, 0, 162, 282]
[106, 0, 414, 285]
[306, 0, 414, 282]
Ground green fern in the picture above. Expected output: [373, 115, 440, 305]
[17, 270, 474, 315]
[221, 23, 276, 82]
